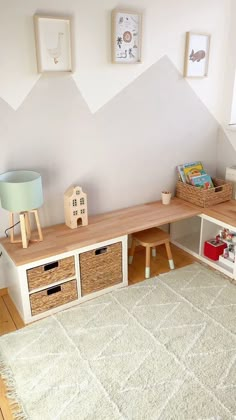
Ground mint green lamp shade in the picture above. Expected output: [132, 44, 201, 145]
[0, 170, 43, 212]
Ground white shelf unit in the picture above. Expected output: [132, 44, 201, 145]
[0, 235, 128, 324]
[170, 216, 202, 257]
[171, 214, 236, 280]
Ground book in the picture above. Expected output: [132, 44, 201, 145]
[176, 164, 186, 182]
[190, 173, 214, 189]
[182, 161, 204, 183]
[188, 169, 207, 182]
[176, 161, 204, 183]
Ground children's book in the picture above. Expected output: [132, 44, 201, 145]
[177, 161, 204, 183]
[182, 161, 204, 183]
[176, 164, 186, 182]
[190, 173, 214, 189]
[188, 169, 206, 182]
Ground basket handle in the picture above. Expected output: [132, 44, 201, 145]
[95, 247, 107, 255]
[214, 186, 223, 193]
[47, 285, 61, 295]
[44, 261, 59, 271]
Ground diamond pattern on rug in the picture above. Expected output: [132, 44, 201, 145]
[185, 349, 236, 389]
[160, 377, 232, 419]
[131, 302, 179, 330]
[207, 304, 236, 334]
[156, 323, 205, 359]
[0, 262, 236, 419]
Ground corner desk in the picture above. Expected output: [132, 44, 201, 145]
[1, 197, 236, 324]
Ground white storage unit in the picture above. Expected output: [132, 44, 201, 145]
[0, 235, 128, 324]
[171, 214, 236, 279]
[225, 166, 236, 199]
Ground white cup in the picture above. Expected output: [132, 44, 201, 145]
[162, 191, 172, 205]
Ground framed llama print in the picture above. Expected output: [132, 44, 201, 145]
[184, 32, 210, 78]
[34, 15, 73, 73]
[111, 9, 142, 64]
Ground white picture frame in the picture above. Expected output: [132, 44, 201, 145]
[111, 9, 142, 64]
[34, 15, 73, 73]
[184, 32, 210, 78]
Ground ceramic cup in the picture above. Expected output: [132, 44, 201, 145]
[162, 191, 172, 205]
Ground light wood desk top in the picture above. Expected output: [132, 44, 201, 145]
[203, 200, 236, 226]
[0, 198, 201, 266]
[2, 198, 236, 267]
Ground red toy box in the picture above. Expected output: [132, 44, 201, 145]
[204, 239, 227, 261]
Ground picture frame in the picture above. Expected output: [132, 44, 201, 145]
[34, 15, 73, 73]
[183, 32, 210, 78]
[111, 9, 142, 64]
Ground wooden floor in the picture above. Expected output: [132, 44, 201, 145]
[0, 244, 195, 419]
[128, 243, 195, 284]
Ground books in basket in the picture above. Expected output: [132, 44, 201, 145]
[177, 161, 204, 183]
[183, 161, 204, 183]
[190, 173, 214, 189]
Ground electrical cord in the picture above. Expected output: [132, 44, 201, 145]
[5, 221, 20, 237]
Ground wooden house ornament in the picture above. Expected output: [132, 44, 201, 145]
[64, 186, 88, 229]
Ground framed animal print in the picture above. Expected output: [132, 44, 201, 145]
[184, 32, 210, 78]
[111, 9, 142, 64]
[34, 15, 73, 73]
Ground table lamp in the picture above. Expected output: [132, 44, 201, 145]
[0, 170, 43, 248]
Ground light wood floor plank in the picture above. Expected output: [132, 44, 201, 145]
[2, 296, 24, 330]
[0, 290, 7, 298]
[0, 377, 14, 420]
[128, 243, 195, 284]
[0, 298, 16, 336]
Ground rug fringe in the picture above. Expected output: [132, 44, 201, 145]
[0, 356, 28, 419]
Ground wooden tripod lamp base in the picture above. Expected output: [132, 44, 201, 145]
[10, 210, 43, 249]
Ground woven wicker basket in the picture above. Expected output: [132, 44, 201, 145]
[176, 178, 232, 208]
[27, 256, 75, 292]
[30, 279, 78, 316]
[80, 242, 123, 296]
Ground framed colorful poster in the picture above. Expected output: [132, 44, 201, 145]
[34, 15, 73, 73]
[111, 9, 142, 64]
[184, 32, 210, 78]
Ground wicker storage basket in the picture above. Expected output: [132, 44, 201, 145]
[30, 279, 78, 316]
[176, 178, 232, 208]
[79, 242, 123, 296]
[27, 256, 75, 292]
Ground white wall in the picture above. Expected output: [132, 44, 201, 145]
[216, 127, 236, 178]
[217, 0, 236, 154]
[0, 0, 231, 118]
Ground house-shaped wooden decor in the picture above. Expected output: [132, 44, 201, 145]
[64, 186, 88, 229]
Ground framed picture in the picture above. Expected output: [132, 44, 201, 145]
[34, 15, 73, 73]
[111, 9, 142, 64]
[184, 32, 210, 78]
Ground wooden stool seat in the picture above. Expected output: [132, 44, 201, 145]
[129, 227, 175, 279]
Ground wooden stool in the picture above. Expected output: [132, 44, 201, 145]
[128, 227, 175, 279]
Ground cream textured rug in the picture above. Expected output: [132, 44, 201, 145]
[1, 263, 236, 419]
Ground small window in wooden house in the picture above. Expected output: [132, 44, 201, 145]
[80, 198, 85, 205]
[72, 199, 77, 207]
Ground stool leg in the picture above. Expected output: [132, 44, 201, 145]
[165, 242, 175, 270]
[152, 247, 157, 257]
[145, 246, 151, 278]
[129, 238, 136, 264]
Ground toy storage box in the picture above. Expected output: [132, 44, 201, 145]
[204, 239, 227, 261]
[176, 178, 232, 208]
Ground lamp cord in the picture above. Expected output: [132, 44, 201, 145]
[5, 221, 20, 238]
